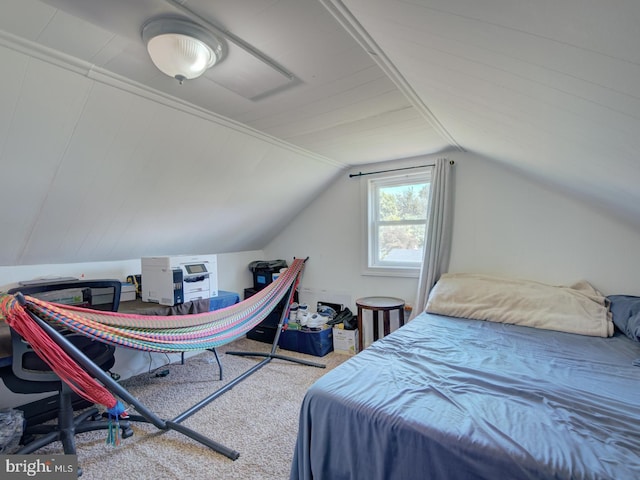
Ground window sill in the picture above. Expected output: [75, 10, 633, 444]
[361, 266, 420, 278]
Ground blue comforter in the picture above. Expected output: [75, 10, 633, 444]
[290, 312, 640, 480]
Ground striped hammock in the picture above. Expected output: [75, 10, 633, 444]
[0, 258, 305, 412]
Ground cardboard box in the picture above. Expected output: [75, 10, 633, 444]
[332, 328, 359, 355]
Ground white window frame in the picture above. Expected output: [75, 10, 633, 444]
[361, 167, 432, 277]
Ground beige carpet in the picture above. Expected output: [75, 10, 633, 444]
[44, 338, 349, 480]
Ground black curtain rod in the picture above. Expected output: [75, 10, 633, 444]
[348, 160, 454, 178]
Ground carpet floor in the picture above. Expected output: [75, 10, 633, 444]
[36, 337, 349, 480]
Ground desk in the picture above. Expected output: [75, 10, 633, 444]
[118, 291, 240, 315]
[356, 296, 405, 351]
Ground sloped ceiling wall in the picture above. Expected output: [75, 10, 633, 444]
[336, 0, 640, 224]
[0, 42, 341, 265]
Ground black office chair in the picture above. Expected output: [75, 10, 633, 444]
[1, 280, 132, 459]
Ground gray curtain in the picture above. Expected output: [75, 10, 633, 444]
[412, 158, 454, 318]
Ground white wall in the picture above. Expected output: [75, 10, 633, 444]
[264, 157, 426, 313]
[450, 155, 640, 296]
[0, 250, 261, 295]
[265, 151, 640, 320]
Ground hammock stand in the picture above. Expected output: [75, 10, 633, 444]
[2, 257, 324, 460]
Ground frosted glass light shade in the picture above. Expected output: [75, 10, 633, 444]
[147, 34, 217, 80]
[142, 18, 225, 83]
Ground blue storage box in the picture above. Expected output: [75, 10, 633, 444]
[279, 328, 333, 357]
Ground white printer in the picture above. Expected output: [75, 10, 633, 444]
[141, 255, 218, 306]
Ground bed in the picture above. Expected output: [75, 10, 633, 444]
[290, 274, 640, 480]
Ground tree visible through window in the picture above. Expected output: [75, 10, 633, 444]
[366, 170, 431, 274]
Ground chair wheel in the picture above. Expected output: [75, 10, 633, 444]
[121, 427, 134, 439]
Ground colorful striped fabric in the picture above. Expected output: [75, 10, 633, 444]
[4, 258, 305, 353]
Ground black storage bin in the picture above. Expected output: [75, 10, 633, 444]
[248, 259, 288, 291]
[246, 324, 278, 344]
[252, 270, 276, 290]
[244, 286, 298, 343]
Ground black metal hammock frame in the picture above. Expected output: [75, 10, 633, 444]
[0, 257, 324, 460]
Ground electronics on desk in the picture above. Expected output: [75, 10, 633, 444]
[248, 259, 288, 291]
[141, 255, 218, 306]
[31, 288, 88, 307]
[17, 281, 120, 309]
[126, 274, 142, 299]
[120, 282, 137, 302]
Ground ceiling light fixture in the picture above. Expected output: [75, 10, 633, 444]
[142, 18, 225, 85]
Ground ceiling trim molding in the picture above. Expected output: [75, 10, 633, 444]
[0, 30, 346, 169]
[319, 0, 465, 152]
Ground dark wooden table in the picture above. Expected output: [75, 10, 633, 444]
[355, 296, 405, 351]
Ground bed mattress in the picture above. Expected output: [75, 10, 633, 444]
[290, 312, 640, 480]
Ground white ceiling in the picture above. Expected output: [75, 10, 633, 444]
[342, 0, 640, 221]
[0, 0, 639, 266]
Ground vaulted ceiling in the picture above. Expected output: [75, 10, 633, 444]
[0, 0, 638, 265]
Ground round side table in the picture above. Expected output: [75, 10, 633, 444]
[355, 296, 405, 351]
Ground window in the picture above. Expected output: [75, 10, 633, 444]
[363, 168, 432, 276]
